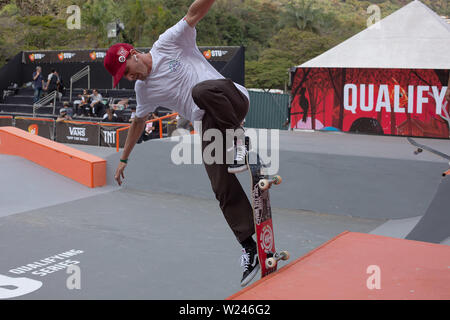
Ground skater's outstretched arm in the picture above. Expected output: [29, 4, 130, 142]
[114, 116, 146, 186]
[185, 0, 216, 27]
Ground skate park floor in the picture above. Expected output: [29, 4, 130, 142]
[0, 129, 449, 299]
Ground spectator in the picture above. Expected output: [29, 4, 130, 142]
[146, 112, 161, 137]
[111, 98, 129, 111]
[54, 71, 63, 100]
[129, 106, 137, 122]
[176, 115, 194, 132]
[32, 66, 44, 103]
[102, 108, 119, 122]
[56, 72, 66, 97]
[73, 89, 91, 116]
[56, 108, 72, 123]
[62, 101, 74, 117]
[89, 89, 103, 117]
[138, 112, 160, 143]
[45, 69, 59, 94]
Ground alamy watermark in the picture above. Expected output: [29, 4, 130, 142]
[66, 265, 81, 290]
[367, 5, 381, 29]
[366, 265, 381, 290]
[66, 5, 81, 30]
[170, 122, 280, 175]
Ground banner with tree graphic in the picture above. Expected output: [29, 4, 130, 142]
[290, 68, 449, 138]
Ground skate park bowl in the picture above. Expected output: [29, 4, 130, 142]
[0, 128, 449, 299]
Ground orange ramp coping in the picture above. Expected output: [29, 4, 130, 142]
[228, 231, 450, 300]
[0, 126, 106, 188]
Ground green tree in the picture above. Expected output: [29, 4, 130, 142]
[246, 28, 333, 90]
[240, 0, 279, 60]
[0, 0, 448, 83]
[140, 4, 175, 46]
[279, 0, 322, 33]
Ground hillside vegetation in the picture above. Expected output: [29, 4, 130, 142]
[0, 0, 448, 89]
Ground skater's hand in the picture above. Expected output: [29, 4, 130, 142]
[115, 161, 127, 186]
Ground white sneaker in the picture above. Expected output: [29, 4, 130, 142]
[240, 247, 260, 287]
[228, 139, 248, 174]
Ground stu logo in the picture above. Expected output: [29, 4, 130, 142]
[0, 274, 43, 299]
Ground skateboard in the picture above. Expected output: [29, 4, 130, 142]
[245, 137, 289, 278]
[407, 137, 450, 176]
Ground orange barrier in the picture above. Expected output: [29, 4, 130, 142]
[14, 116, 54, 122]
[228, 232, 450, 300]
[0, 126, 106, 188]
[116, 112, 178, 152]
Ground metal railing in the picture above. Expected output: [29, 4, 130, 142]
[69, 66, 90, 102]
[116, 113, 179, 152]
[33, 90, 57, 117]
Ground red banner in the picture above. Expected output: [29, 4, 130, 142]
[290, 68, 449, 138]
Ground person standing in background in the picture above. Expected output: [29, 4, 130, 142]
[32, 66, 44, 103]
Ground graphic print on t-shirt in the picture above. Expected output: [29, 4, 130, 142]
[168, 59, 182, 73]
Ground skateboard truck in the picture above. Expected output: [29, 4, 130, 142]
[265, 250, 290, 269]
[407, 137, 450, 177]
[258, 176, 282, 191]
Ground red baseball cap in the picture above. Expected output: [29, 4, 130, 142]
[104, 43, 134, 88]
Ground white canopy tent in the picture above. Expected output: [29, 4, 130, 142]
[298, 0, 450, 69]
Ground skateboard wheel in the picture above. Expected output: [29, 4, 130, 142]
[258, 179, 270, 190]
[273, 175, 282, 185]
[280, 251, 290, 261]
[265, 257, 277, 269]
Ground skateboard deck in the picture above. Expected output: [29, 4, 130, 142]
[407, 137, 450, 176]
[246, 140, 289, 278]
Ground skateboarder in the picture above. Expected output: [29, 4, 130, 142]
[104, 0, 259, 286]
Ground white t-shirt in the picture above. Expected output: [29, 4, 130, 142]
[91, 93, 103, 102]
[135, 18, 249, 122]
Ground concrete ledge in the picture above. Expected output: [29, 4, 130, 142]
[0, 126, 106, 188]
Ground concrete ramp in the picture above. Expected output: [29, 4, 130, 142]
[405, 176, 450, 243]
[228, 232, 450, 300]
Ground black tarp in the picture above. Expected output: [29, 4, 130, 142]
[0, 53, 23, 102]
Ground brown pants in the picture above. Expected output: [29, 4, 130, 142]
[192, 79, 254, 243]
